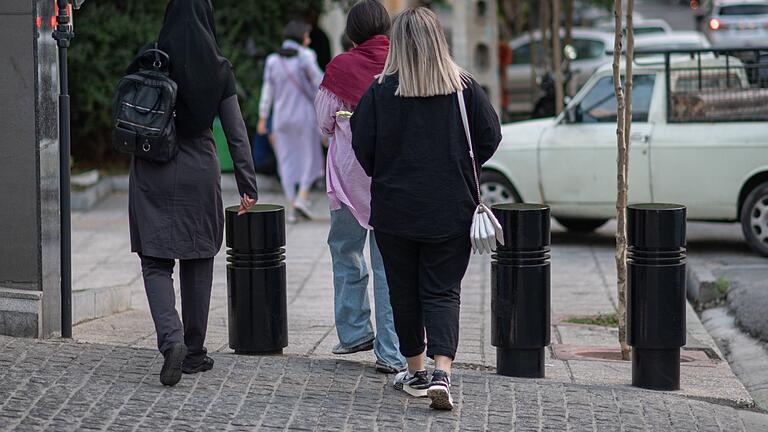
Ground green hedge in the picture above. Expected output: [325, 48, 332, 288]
[70, 0, 322, 166]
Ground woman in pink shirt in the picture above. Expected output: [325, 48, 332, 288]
[314, 0, 405, 374]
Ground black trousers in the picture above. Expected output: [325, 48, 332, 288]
[140, 255, 215, 365]
[375, 232, 471, 360]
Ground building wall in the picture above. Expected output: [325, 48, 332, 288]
[0, 0, 61, 338]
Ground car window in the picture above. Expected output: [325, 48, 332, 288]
[674, 74, 744, 91]
[512, 42, 542, 65]
[570, 38, 605, 60]
[719, 5, 768, 15]
[577, 75, 655, 123]
[634, 26, 666, 35]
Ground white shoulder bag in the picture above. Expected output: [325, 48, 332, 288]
[457, 90, 505, 254]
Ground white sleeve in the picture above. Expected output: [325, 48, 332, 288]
[258, 57, 274, 118]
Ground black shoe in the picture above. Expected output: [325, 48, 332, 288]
[160, 343, 187, 387]
[393, 369, 430, 398]
[332, 338, 374, 355]
[427, 369, 454, 410]
[375, 360, 405, 375]
[182, 356, 214, 374]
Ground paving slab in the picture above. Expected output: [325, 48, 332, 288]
[0, 335, 766, 432]
[72, 190, 754, 411]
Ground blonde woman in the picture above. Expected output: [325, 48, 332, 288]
[351, 7, 501, 410]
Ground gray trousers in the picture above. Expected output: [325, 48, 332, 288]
[139, 255, 215, 365]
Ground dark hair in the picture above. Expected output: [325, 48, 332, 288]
[283, 20, 311, 44]
[345, 0, 391, 45]
[340, 34, 355, 52]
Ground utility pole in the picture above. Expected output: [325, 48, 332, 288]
[53, 0, 75, 339]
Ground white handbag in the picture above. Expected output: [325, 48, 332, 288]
[457, 90, 505, 255]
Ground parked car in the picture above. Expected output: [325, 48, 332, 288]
[505, 28, 614, 115]
[596, 18, 674, 35]
[705, 0, 768, 47]
[634, 31, 712, 51]
[482, 48, 768, 254]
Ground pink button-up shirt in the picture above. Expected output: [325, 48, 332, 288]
[315, 87, 373, 229]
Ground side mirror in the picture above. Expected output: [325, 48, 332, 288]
[563, 44, 578, 61]
[564, 104, 579, 124]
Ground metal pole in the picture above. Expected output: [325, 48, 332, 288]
[53, 0, 74, 338]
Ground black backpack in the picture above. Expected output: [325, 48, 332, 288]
[112, 47, 178, 163]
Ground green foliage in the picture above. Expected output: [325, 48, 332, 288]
[715, 277, 730, 295]
[564, 313, 620, 327]
[70, 0, 322, 165]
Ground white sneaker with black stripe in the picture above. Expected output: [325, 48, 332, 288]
[427, 369, 454, 410]
[393, 369, 430, 397]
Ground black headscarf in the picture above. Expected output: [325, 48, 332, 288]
[158, 0, 236, 137]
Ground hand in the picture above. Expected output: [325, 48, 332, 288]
[237, 194, 257, 216]
[257, 118, 268, 136]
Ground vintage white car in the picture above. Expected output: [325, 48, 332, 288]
[482, 51, 768, 254]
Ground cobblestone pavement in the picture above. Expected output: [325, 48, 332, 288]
[73, 192, 752, 406]
[1, 336, 767, 432]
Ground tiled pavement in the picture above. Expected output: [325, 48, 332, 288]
[1, 336, 767, 432]
[0, 188, 761, 430]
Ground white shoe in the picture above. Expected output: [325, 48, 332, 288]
[294, 199, 315, 220]
[286, 209, 298, 224]
[393, 370, 430, 398]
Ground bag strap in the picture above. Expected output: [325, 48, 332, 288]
[277, 57, 315, 104]
[457, 90, 483, 205]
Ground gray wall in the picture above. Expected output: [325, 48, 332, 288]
[0, 0, 61, 337]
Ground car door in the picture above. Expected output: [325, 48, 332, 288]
[538, 74, 656, 217]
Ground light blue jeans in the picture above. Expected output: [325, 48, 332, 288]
[328, 204, 405, 369]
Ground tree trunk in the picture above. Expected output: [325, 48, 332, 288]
[552, 0, 564, 114]
[612, 0, 631, 361]
[529, 0, 540, 107]
[514, 0, 525, 35]
[565, 0, 574, 46]
[541, 0, 551, 72]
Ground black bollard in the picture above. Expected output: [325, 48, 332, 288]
[225, 205, 288, 355]
[627, 203, 687, 391]
[491, 203, 551, 378]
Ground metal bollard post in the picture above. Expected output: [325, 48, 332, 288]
[491, 203, 551, 378]
[627, 203, 687, 390]
[225, 205, 288, 355]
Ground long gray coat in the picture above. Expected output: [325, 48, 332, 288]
[129, 95, 259, 260]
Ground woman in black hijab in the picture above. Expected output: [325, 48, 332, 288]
[129, 0, 259, 387]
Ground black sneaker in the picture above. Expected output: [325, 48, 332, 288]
[160, 343, 187, 387]
[182, 356, 214, 374]
[332, 338, 374, 355]
[375, 360, 405, 375]
[393, 370, 430, 397]
[427, 369, 454, 410]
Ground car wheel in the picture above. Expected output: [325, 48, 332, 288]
[480, 171, 521, 206]
[556, 217, 608, 233]
[740, 182, 768, 257]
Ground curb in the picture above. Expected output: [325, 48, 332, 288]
[687, 263, 726, 307]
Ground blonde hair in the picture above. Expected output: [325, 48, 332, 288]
[379, 7, 467, 97]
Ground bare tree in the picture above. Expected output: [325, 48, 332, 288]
[552, 0, 564, 114]
[612, 0, 632, 361]
[564, 0, 574, 46]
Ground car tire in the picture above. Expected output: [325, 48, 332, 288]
[480, 171, 521, 206]
[556, 217, 608, 233]
[740, 182, 768, 257]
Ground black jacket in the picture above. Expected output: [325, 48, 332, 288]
[351, 75, 502, 240]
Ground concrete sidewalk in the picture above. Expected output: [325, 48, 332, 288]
[71, 191, 753, 411]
